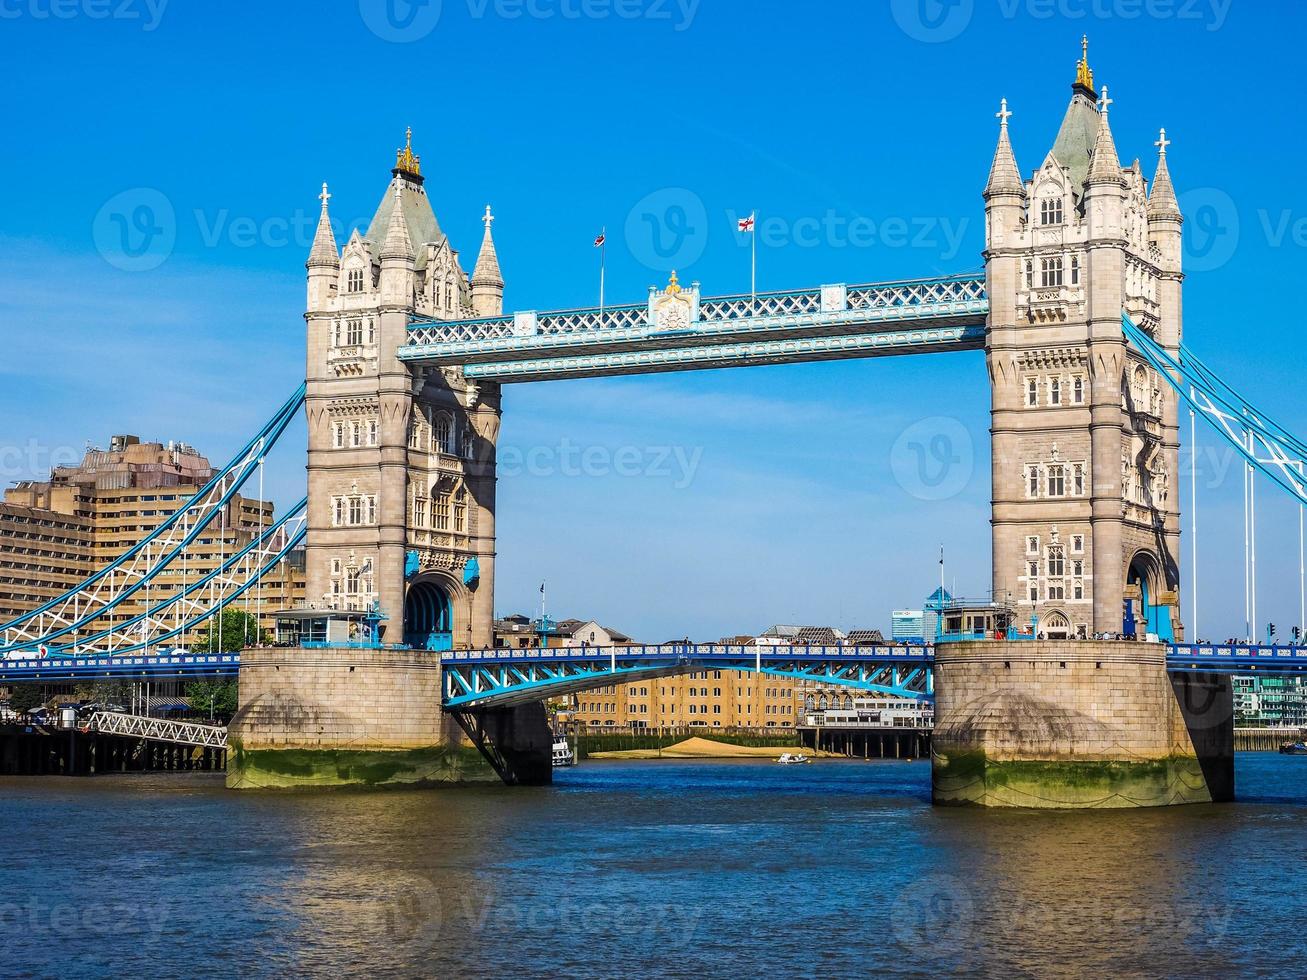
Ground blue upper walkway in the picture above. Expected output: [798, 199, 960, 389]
[401, 274, 988, 381]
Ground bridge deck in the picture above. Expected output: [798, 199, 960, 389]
[402, 275, 988, 381]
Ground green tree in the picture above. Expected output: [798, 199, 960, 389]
[185, 680, 239, 720]
[196, 608, 267, 654]
[6, 684, 46, 717]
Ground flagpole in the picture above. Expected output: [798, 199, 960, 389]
[599, 226, 606, 317]
[750, 209, 757, 314]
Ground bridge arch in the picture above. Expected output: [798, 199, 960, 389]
[1127, 549, 1173, 641]
[404, 576, 455, 651]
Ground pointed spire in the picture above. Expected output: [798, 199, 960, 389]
[1087, 85, 1124, 185]
[1149, 128, 1181, 218]
[985, 98, 1024, 198]
[472, 204, 504, 286]
[308, 181, 339, 268]
[1074, 34, 1096, 96]
[393, 126, 423, 183]
[380, 179, 414, 261]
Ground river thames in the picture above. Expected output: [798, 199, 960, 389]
[3, 755, 1306, 978]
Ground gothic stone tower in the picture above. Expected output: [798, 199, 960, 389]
[984, 42, 1184, 642]
[304, 132, 503, 651]
[228, 134, 553, 790]
[931, 45, 1231, 810]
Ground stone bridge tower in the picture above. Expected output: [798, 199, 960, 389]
[984, 41, 1184, 641]
[931, 53, 1230, 809]
[304, 131, 502, 651]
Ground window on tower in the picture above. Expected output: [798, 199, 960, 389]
[1041, 257, 1064, 287]
[1040, 199, 1064, 226]
[1048, 548, 1065, 578]
[1048, 466, 1066, 497]
[1027, 378, 1039, 407]
[1071, 254, 1081, 285]
[346, 268, 365, 293]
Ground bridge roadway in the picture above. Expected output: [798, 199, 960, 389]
[2, 644, 1303, 699]
[441, 642, 1307, 710]
[401, 275, 989, 382]
[0, 652, 240, 684]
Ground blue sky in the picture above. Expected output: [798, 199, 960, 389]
[2, 0, 1304, 642]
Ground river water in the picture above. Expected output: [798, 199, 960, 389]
[2, 755, 1305, 978]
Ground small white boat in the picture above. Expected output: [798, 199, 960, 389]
[777, 752, 811, 765]
[552, 737, 576, 767]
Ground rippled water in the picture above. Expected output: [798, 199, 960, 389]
[2, 755, 1306, 978]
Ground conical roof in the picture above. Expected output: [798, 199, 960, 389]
[308, 182, 339, 268]
[985, 100, 1024, 198]
[1086, 87, 1124, 185]
[380, 181, 414, 261]
[1149, 130, 1181, 218]
[472, 206, 504, 286]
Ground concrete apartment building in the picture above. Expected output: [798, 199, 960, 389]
[1, 435, 304, 645]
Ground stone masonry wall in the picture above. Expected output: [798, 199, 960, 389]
[932, 640, 1233, 807]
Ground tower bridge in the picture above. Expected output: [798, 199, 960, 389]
[5, 43, 1307, 805]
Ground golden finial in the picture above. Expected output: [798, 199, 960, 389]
[1075, 35, 1096, 94]
[665, 270, 681, 294]
[394, 126, 421, 177]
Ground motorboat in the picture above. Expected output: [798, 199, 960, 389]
[1279, 742, 1307, 756]
[552, 737, 576, 767]
[777, 752, 811, 765]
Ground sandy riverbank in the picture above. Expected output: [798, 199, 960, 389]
[588, 736, 834, 760]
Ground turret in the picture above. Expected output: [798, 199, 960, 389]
[984, 98, 1026, 248]
[379, 179, 415, 309]
[307, 182, 339, 313]
[471, 205, 505, 317]
[1148, 128, 1183, 275]
[1083, 85, 1127, 238]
